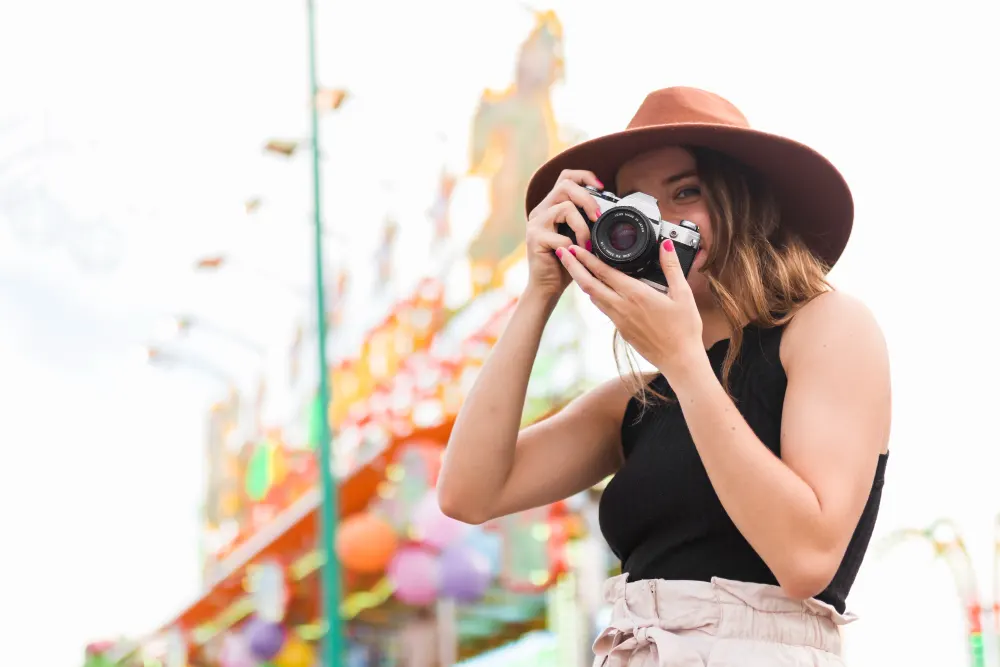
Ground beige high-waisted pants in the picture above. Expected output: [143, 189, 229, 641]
[593, 573, 855, 666]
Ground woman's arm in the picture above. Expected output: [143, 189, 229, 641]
[666, 290, 891, 599]
[438, 287, 631, 525]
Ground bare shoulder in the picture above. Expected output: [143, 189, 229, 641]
[780, 289, 892, 453]
[781, 290, 887, 366]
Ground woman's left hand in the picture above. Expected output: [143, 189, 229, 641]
[556, 240, 706, 378]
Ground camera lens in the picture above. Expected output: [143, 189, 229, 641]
[608, 221, 638, 252]
[591, 207, 657, 276]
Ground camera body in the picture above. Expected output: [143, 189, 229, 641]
[556, 186, 702, 291]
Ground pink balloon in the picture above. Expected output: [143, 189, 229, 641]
[413, 491, 468, 548]
[388, 546, 440, 605]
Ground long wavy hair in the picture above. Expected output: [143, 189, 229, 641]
[615, 146, 832, 404]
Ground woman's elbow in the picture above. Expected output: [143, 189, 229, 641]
[776, 553, 839, 602]
[436, 483, 490, 526]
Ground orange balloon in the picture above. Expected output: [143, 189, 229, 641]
[336, 512, 398, 574]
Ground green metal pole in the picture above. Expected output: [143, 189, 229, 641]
[305, 0, 344, 664]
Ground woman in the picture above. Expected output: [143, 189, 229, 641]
[438, 87, 890, 665]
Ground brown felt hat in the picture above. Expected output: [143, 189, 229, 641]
[525, 87, 854, 267]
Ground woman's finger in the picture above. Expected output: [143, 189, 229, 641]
[555, 169, 604, 191]
[530, 169, 605, 219]
[552, 179, 603, 222]
[542, 201, 592, 249]
[531, 230, 573, 253]
[556, 247, 621, 308]
[659, 239, 693, 299]
[569, 244, 636, 297]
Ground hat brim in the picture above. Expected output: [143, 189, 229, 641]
[525, 123, 853, 268]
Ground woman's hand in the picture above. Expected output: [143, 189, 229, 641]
[525, 170, 605, 298]
[556, 240, 706, 378]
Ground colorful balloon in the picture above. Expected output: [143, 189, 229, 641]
[244, 617, 285, 661]
[412, 491, 467, 548]
[272, 636, 315, 667]
[336, 512, 399, 574]
[388, 546, 440, 605]
[440, 543, 492, 602]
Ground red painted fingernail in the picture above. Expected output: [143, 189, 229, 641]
[569, 246, 577, 256]
[595, 179, 604, 189]
[663, 239, 674, 252]
[555, 248, 564, 258]
[585, 240, 592, 252]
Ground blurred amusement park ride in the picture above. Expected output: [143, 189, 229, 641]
[85, 268, 596, 667]
[83, 8, 605, 666]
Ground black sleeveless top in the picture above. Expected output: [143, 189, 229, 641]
[598, 322, 888, 613]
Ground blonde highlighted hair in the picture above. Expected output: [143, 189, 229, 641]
[615, 146, 832, 403]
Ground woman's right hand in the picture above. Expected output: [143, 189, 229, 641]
[525, 169, 606, 297]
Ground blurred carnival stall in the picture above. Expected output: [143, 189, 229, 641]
[85, 276, 606, 666]
[85, 10, 619, 667]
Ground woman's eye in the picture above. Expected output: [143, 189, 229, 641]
[676, 186, 701, 200]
